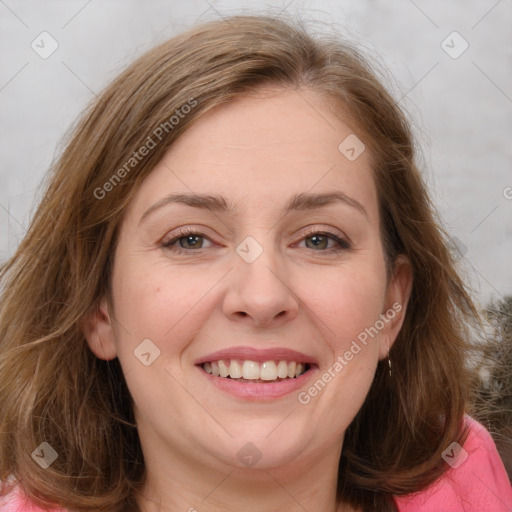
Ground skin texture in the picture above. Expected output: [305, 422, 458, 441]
[84, 86, 412, 512]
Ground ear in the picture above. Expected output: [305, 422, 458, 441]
[81, 296, 118, 360]
[378, 254, 413, 360]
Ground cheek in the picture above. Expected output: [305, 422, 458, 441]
[111, 256, 219, 359]
[296, 267, 386, 430]
[299, 264, 387, 349]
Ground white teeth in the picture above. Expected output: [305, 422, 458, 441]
[277, 360, 288, 378]
[229, 360, 243, 379]
[202, 359, 308, 381]
[260, 361, 277, 381]
[218, 359, 229, 378]
[242, 360, 260, 380]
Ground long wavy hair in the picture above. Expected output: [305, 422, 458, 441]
[0, 13, 481, 512]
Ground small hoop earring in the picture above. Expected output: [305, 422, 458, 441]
[387, 341, 392, 377]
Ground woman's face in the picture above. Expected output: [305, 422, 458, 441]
[86, 86, 411, 475]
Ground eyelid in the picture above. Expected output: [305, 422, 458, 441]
[299, 224, 347, 238]
[161, 226, 216, 247]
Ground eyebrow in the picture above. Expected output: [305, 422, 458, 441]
[139, 191, 368, 224]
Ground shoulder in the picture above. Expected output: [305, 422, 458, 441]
[394, 415, 512, 511]
[0, 479, 65, 512]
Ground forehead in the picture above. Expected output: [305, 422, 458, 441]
[127, 86, 378, 221]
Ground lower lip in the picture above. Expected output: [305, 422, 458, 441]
[196, 365, 318, 401]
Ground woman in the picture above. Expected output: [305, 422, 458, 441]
[0, 13, 510, 512]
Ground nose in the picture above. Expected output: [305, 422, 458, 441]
[222, 242, 299, 328]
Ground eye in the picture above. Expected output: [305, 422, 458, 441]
[161, 227, 351, 255]
[162, 229, 213, 253]
[297, 229, 351, 252]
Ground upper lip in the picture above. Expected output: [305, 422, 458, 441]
[194, 346, 318, 366]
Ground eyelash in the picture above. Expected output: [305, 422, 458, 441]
[161, 227, 351, 255]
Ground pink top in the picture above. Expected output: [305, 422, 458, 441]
[394, 416, 512, 511]
[1, 416, 511, 511]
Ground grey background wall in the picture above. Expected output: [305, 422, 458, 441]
[1, 0, 511, 309]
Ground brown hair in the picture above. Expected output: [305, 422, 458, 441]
[0, 13, 481, 512]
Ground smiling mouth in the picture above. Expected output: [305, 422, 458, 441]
[200, 359, 311, 383]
